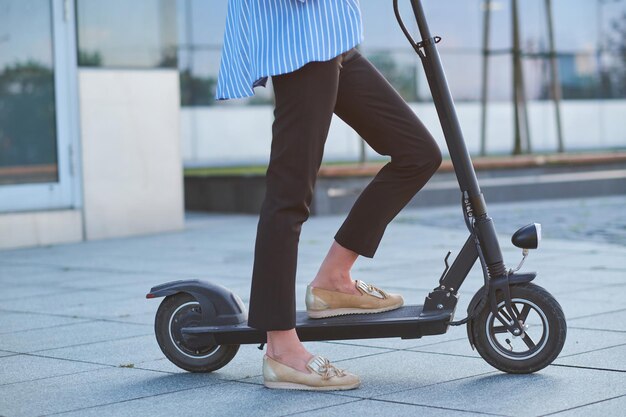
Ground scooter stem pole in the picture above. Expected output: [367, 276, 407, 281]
[409, 0, 480, 198]
[409, 0, 506, 276]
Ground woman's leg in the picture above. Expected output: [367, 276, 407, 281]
[247, 56, 342, 371]
[309, 240, 361, 295]
[312, 49, 442, 289]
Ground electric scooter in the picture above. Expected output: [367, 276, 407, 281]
[147, 0, 566, 374]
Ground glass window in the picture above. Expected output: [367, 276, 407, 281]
[599, 0, 626, 98]
[176, 0, 626, 104]
[0, 0, 58, 185]
[76, 0, 177, 68]
[179, 49, 220, 106]
[177, 0, 231, 106]
[365, 50, 420, 102]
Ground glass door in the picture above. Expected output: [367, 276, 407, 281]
[0, 0, 79, 212]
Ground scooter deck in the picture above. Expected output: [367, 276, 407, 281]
[182, 304, 454, 345]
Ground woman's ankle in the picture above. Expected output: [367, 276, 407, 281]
[266, 329, 314, 372]
[310, 240, 360, 293]
[310, 270, 359, 294]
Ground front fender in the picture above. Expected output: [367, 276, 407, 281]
[465, 272, 536, 349]
[147, 279, 247, 326]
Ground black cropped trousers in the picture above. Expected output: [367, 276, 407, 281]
[247, 48, 443, 331]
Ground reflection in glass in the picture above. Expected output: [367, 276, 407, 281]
[76, 0, 177, 68]
[0, 0, 58, 185]
[177, 0, 626, 105]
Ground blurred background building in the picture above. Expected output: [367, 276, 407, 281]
[1, 0, 625, 249]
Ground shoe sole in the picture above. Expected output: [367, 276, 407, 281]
[307, 302, 403, 319]
[264, 381, 361, 391]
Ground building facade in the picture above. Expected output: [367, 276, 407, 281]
[0, 0, 183, 249]
[178, 0, 626, 165]
[1, 0, 625, 249]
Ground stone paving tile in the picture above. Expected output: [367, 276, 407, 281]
[287, 398, 494, 417]
[137, 342, 392, 382]
[0, 266, 136, 286]
[0, 321, 151, 353]
[0, 288, 143, 313]
[38, 296, 160, 322]
[334, 350, 495, 399]
[552, 296, 625, 320]
[568, 309, 626, 332]
[38, 335, 165, 368]
[547, 394, 626, 417]
[408, 327, 626, 360]
[49, 270, 192, 290]
[376, 365, 626, 417]
[0, 251, 252, 281]
[242, 350, 496, 400]
[554, 344, 626, 371]
[0, 196, 624, 417]
[559, 284, 626, 304]
[0, 263, 60, 282]
[0, 354, 106, 385]
[534, 254, 626, 271]
[0, 311, 92, 335]
[399, 196, 626, 247]
[0, 366, 226, 417]
[319, 325, 469, 350]
[48, 379, 357, 417]
[111, 311, 156, 326]
[543, 281, 623, 296]
[0, 283, 70, 301]
[108, 279, 251, 298]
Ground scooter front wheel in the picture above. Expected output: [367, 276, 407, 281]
[471, 283, 566, 374]
[155, 293, 239, 372]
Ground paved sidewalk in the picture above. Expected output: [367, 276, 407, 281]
[1, 196, 625, 416]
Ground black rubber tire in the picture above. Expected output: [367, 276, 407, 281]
[471, 283, 566, 374]
[155, 293, 239, 373]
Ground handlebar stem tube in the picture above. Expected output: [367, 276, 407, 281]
[409, 0, 506, 274]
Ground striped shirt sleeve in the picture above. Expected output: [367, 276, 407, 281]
[215, 0, 364, 101]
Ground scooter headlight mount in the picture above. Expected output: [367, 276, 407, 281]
[509, 223, 542, 274]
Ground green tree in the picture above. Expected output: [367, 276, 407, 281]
[367, 52, 419, 102]
[179, 69, 217, 106]
[77, 50, 103, 67]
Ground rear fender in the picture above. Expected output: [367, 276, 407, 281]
[147, 279, 247, 326]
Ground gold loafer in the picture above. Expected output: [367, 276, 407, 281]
[263, 354, 360, 391]
[305, 279, 404, 319]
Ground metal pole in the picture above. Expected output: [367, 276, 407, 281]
[185, 0, 199, 161]
[408, 0, 480, 196]
[512, 0, 522, 155]
[512, 0, 531, 154]
[518, 57, 532, 153]
[545, 0, 564, 152]
[406, 0, 507, 276]
[358, 138, 366, 164]
[480, 0, 492, 156]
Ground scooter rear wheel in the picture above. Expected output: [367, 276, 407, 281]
[155, 293, 239, 372]
[471, 283, 566, 374]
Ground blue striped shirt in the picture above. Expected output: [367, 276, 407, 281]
[215, 0, 364, 100]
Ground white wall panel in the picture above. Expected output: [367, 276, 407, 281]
[181, 100, 626, 166]
[79, 69, 184, 240]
